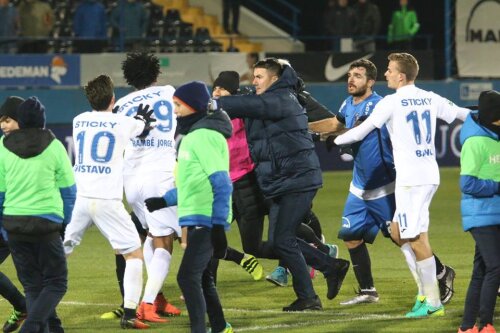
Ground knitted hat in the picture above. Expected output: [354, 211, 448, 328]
[17, 96, 46, 129]
[478, 90, 500, 125]
[213, 71, 240, 95]
[0, 96, 25, 121]
[173, 81, 210, 113]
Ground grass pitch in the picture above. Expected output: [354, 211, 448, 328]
[0, 168, 495, 332]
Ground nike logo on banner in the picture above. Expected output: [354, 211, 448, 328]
[324, 54, 373, 82]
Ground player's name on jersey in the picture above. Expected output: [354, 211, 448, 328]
[131, 138, 173, 148]
[119, 91, 164, 111]
[74, 164, 111, 174]
[401, 98, 432, 107]
[74, 120, 118, 129]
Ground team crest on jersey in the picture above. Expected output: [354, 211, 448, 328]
[341, 217, 351, 229]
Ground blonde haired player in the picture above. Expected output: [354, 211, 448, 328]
[335, 53, 469, 317]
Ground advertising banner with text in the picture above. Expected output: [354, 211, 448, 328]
[0, 55, 80, 86]
[456, 0, 500, 77]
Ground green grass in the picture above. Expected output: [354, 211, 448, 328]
[0, 168, 494, 332]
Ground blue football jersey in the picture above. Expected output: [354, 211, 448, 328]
[339, 92, 395, 191]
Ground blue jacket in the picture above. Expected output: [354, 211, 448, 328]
[73, 0, 107, 38]
[218, 66, 323, 198]
[459, 112, 500, 231]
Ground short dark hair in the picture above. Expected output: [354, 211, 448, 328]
[388, 53, 419, 81]
[122, 52, 160, 90]
[254, 57, 286, 77]
[349, 59, 377, 81]
[84, 75, 114, 111]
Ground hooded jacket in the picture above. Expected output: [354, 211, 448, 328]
[173, 110, 233, 229]
[0, 129, 76, 241]
[218, 66, 323, 198]
[459, 112, 500, 231]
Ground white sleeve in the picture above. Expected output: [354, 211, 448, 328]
[436, 95, 470, 123]
[368, 98, 393, 128]
[334, 120, 377, 145]
[123, 115, 146, 138]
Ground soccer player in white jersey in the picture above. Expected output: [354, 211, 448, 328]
[64, 75, 155, 329]
[114, 52, 181, 322]
[335, 53, 469, 318]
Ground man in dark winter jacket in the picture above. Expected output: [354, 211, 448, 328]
[212, 57, 350, 312]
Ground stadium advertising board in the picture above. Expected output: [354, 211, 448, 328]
[0, 55, 80, 86]
[80, 53, 248, 87]
[266, 51, 435, 82]
[456, 0, 500, 77]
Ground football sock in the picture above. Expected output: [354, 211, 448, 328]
[297, 223, 330, 254]
[304, 210, 323, 238]
[142, 248, 171, 304]
[434, 253, 446, 279]
[401, 243, 423, 295]
[348, 242, 374, 290]
[416, 256, 441, 307]
[0, 272, 26, 312]
[115, 254, 126, 308]
[123, 258, 143, 310]
[225, 247, 244, 264]
[143, 236, 154, 274]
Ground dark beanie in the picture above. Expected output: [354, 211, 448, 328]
[17, 96, 46, 129]
[478, 90, 500, 125]
[213, 71, 240, 95]
[0, 96, 25, 121]
[173, 81, 210, 113]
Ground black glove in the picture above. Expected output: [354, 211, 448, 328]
[325, 135, 337, 152]
[295, 76, 306, 93]
[145, 197, 167, 212]
[211, 224, 227, 259]
[112, 105, 120, 114]
[134, 104, 156, 138]
[339, 145, 354, 156]
[310, 132, 321, 142]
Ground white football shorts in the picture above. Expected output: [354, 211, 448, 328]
[393, 184, 438, 239]
[124, 172, 181, 238]
[64, 197, 142, 255]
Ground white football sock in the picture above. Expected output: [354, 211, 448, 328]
[142, 248, 171, 304]
[143, 236, 154, 275]
[400, 243, 423, 295]
[416, 256, 441, 307]
[123, 258, 143, 310]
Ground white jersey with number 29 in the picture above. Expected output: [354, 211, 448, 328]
[368, 85, 468, 186]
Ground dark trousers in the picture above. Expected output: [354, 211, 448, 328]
[0, 239, 26, 312]
[462, 225, 500, 329]
[177, 228, 226, 333]
[8, 237, 67, 333]
[232, 171, 268, 256]
[267, 190, 325, 300]
[222, 0, 241, 33]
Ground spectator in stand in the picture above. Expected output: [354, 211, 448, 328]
[73, 0, 108, 53]
[387, 0, 420, 50]
[110, 0, 149, 51]
[18, 0, 54, 53]
[222, 0, 241, 34]
[352, 0, 381, 53]
[323, 0, 356, 51]
[0, 0, 19, 54]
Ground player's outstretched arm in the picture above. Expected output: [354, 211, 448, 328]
[334, 118, 376, 145]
